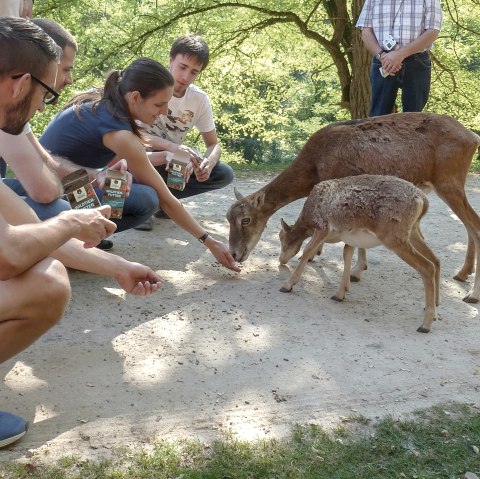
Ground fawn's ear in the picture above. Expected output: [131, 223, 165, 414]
[280, 218, 291, 232]
[234, 187, 244, 201]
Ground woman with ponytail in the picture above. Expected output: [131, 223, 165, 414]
[40, 57, 239, 272]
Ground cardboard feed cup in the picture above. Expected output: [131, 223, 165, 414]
[102, 169, 127, 219]
[62, 168, 101, 210]
[166, 150, 190, 191]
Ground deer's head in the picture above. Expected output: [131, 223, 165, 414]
[226, 188, 269, 262]
[278, 218, 301, 265]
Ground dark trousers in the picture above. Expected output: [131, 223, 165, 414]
[369, 51, 432, 116]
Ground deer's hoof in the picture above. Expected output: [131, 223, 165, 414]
[416, 326, 431, 333]
[280, 286, 292, 293]
[462, 294, 479, 304]
[350, 275, 361, 283]
[453, 273, 468, 282]
[331, 295, 344, 302]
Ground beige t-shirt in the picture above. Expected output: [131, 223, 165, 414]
[142, 84, 215, 146]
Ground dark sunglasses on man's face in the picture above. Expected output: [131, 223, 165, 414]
[11, 73, 60, 105]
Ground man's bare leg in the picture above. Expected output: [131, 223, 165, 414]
[0, 257, 71, 364]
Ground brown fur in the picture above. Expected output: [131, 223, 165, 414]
[227, 112, 480, 302]
[278, 175, 440, 333]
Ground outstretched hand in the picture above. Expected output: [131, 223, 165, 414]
[206, 238, 241, 272]
[114, 261, 166, 296]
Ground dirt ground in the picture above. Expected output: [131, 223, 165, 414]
[1, 171, 480, 464]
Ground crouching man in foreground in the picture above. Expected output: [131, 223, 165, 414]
[0, 16, 164, 448]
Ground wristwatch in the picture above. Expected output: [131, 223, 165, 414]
[198, 231, 209, 243]
[375, 51, 384, 60]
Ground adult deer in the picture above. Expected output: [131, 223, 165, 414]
[278, 175, 440, 333]
[227, 112, 480, 302]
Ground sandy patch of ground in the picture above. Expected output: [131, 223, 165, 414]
[1, 172, 480, 463]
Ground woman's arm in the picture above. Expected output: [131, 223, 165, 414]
[143, 132, 181, 153]
[103, 130, 206, 236]
[102, 130, 240, 272]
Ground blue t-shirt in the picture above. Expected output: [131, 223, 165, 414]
[40, 102, 132, 169]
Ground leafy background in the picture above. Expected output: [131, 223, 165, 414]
[32, 0, 480, 164]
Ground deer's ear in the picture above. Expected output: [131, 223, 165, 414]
[234, 187, 244, 200]
[251, 191, 265, 209]
[280, 218, 291, 232]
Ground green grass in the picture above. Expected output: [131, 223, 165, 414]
[1, 403, 479, 479]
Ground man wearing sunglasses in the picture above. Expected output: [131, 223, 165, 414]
[0, 16, 165, 449]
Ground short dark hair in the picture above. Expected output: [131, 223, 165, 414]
[170, 35, 209, 70]
[32, 18, 77, 52]
[0, 16, 62, 79]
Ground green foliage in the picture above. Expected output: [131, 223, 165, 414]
[428, 0, 480, 131]
[31, 0, 480, 164]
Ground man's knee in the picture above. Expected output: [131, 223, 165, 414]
[34, 259, 71, 328]
[27, 198, 72, 221]
[116, 184, 158, 215]
[211, 162, 234, 188]
[0, 260, 70, 363]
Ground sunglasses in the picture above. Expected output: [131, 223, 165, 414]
[11, 73, 60, 105]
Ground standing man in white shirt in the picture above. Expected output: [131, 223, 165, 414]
[136, 35, 233, 229]
[0, 0, 26, 17]
[356, 0, 443, 116]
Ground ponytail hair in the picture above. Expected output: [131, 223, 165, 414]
[63, 88, 102, 111]
[67, 57, 173, 138]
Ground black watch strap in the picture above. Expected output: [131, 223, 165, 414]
[198, 231, 209, 243]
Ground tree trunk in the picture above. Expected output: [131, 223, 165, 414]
[349, 0, 371, 119]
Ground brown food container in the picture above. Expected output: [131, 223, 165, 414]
[102, 169, 127, 219]
[166, 150, 190, 191]
[62, 168, 101, 210]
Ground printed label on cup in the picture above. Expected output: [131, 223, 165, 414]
[62, 168, 101, 210]
[102, 169, 127, 219]
[166, 150, 190, 191]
